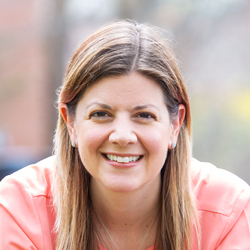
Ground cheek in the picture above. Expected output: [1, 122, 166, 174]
[77, 126, 107, 153]
[76, 129, 105, 173]
[142, 128, 170, 154]
[141, 127, 170, 172]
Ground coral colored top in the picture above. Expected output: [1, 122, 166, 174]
[0, 156, 250, 249]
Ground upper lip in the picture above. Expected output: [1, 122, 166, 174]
[102, 152, 143, 157]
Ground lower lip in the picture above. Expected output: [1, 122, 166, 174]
[103, 155, 143, 169]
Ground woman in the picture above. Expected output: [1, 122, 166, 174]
[0, 20, 249, 250]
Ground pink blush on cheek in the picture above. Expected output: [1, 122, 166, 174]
[144, 134, 169, 154]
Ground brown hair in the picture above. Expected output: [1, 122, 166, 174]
[53, 20, 198, 250]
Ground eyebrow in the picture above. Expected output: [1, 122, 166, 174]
[86, 102, 112, 110]
[133, 104, 160, 111]
[86, 102, 160, 112]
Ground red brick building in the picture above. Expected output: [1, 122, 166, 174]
[0, 0, 53, 172]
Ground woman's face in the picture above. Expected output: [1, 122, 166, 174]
[63, 73, 183, 193]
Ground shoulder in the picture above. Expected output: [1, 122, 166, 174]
[0, 155, 55, 198]
[191, 158, 250, 215]
[0, 156, 56, 249]
[191, 158, 250, 249]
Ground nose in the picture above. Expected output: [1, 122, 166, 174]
[109, 118, 137, 146]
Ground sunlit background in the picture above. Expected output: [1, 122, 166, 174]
[0, 0, 250, 183]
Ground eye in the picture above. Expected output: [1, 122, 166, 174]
[89, 111, 112, 121]
[135, 112, 156, 120]
[90, 111, 109, 117]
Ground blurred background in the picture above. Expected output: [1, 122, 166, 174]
[0, 0, 250, 183]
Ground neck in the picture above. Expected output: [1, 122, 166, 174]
[90, 177, 161, 250]
[90, 176, 161, 228]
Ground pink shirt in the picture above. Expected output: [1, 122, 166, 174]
[0, 156, 250, 249]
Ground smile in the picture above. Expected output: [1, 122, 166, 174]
[105, 154, 142, 163]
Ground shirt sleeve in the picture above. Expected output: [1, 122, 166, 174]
[0, 177, 44, 250]
[216, 198, 250, 250]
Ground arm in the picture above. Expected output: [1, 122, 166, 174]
[0, 177, 44, 250]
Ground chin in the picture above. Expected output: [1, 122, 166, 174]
[104, 181, 141, 193]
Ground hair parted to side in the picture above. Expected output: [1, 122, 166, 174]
[53, 20, 199, 250]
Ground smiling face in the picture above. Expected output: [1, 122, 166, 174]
[61, 73, 184, 193]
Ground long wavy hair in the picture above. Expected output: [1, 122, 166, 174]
[53, 20, 198, 250]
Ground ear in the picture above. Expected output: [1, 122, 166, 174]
[59, 103, 78, 146]
[169, 104, 186, 149]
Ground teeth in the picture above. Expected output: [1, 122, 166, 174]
[106, 154, 141, 163]
[132, 156, 137, 162]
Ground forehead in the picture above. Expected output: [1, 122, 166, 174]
[79, 73, 165, 106]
